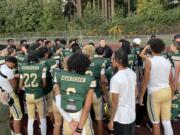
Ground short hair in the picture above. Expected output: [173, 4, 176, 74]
[29, 42, 40, 51]
[120, 40, 131, 55]
[60, 39, 67, 45]
[149, 38, 165, 54]
[5, 56, 17, 65]
[67, 53, 91, 74]
[72, 46, 82, 54]
[20, 39, 27, 45]
[36, 38, 43, 43]
[38, 47, 49, 58]
[173, 41, 180, 50]
[54, 38, 61, 43]
[45, 40, 51, 46]
[71, 43, 79, 49]
[95, 46, 104, 55]
[82, 45, 95, 58]
[7, 39, 14, 43]
[22, 44, 30, 50]
[114, 49, 128, 67]
[7, 46, 16, 55]
[28, 50, 39, 63]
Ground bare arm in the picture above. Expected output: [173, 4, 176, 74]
[169, 69, 175, 97]
[42, 78, 46, 88]
[139, 45, 150, 60]
[110, 93, 119, 121]
[174, 61, 180, 91]
[19, 78, 24, 89]
[77, 89, 94, 129]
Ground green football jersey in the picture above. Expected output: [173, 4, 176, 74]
[86, 57, 106, 98]
[54, 70, 96, 112]
[171, 52, 180, 61]
[40, 58, 57, 95]
[62, 49, 73, 57]
[16, 54, 28, 64]
[105, 67, 117, 83]
[19, 62, 46, 99]
[128, 53, 136, 69]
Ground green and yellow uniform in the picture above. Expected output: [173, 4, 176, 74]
[19, 62, 46, 119]
[16, 53, 28, 64]
[54, 70, 95, 134]
[61, 49, 73, 58]
[86, 57, 106, 120]
[54, 70, 95, 112]
[128, 53, 136, 69]
[171, 96, 180, 120]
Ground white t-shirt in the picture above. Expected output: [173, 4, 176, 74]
[110, 68, 136, 124]
[0, 64, 14, 93]
[147, 56, 171, 94]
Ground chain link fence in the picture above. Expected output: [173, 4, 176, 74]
[0, 30, 175, 46]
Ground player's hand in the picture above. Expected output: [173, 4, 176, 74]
[0, 91, 8, 102]
[69, 119, 78, 131]
[139, 97, 144, 106]
[49, 112, 54, 123]
[108, 120, 114, 131]
[72, 131, 82, 135]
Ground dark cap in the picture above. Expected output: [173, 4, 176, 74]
[173, 34, 180, 41]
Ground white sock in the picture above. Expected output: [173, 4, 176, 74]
[28, 119, 34, 135]
[162, 120, 173, 135]
[40, 118, 47, 135]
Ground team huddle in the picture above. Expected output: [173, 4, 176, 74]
[0, 34, 180, 135]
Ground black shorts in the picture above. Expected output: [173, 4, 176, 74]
[113, 121, 135, 135]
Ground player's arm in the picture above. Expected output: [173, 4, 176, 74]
[19, 75, 24, 89]
[100, 68, 109, 102]
[42, 67, 47, 88]
[174, 61, 180, 92]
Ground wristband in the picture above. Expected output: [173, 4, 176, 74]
[75, 127, 83, 133]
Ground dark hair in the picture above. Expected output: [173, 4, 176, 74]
[95, 46, 104, 55]
[29, 42, 40, 51]
[72, 46, 82, 54]
[7, 46, 16, 55]
[7, 39, 14, 43]
[54, 38, 60, 43]
[36, 38, 43, 43]
[45, 40, 51, 46]
[120, 40, 131, 55]
[71, 43, 79, 49]
[54, 45, 61, 51]
[114, 49, 128, 67]
[20, 40, 27, 45]
[69, 38, 78, 45]
[22, 44, 30, 50]
[67, 53, 91, 74]
[38, 47, 49, 58]
[60, 39, 67, 45]
[5, 56, 17, 65]
[28, 50, 39, 63]
[149, 38, 165, 54]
